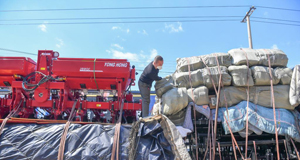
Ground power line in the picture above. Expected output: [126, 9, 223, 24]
[0, 5, 251, 12]
[0, 5, 299, 12]
[0, 48, 177, 67]
[0, 15, 242, 21]
[0, 48, 37, 55]
[0, 19, 241, 25]
[135, 69, 173, 74]
[256, 6, 300, 12]
[252, 20, 300, 26]
[252, 17, 300, 23]
[2, 19, 299, 27]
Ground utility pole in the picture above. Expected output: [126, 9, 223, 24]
[241, 6, 256, 49]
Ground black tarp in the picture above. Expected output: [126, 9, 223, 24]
[0, 120, 180, 160]
[135, 120, 174, 160]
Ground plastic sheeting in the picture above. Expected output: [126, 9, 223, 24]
[133, 120, 175, 160]
[128, 115, 191, 160]
[207, 101, 300, 142]
[0, 123, 131, 160]
[0, 120, 189, 160]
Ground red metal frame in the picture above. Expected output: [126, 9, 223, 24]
[0, 50, 141, 123]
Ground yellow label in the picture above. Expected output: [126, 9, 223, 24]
[96, 104, 101, 107]
[40, 67, 46, 70]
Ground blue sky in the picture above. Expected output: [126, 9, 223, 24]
[0, 0, 299, 91]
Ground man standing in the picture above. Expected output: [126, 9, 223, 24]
[138, 55, 164, 117]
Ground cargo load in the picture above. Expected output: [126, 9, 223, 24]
[228, 48, 288, 67]
[176, 53, 232, 72]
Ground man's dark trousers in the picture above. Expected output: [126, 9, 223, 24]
[138, 80, 150, 117]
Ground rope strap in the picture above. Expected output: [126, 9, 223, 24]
[201, 56, 244, 159]
[218, 142, 222, 160]
[203, 118, 211, 160]
[111, 97, 125, 160]
[241, 48, 250, 158]
[265, 50, 280, 160]
[290, 138, 300, 159]
[187, 58, 199, 160]
[94, 58, 99, 90]
[58, 100, 78, 160]
[0, 99, 23, 136]
[253, 141, 258, 160]
[283, 140, 289, 160]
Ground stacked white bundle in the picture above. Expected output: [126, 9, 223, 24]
[153, 48, 297, 125]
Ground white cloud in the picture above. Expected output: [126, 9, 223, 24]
[56, 38, 64, 48]
[110, 50, 139, 62]
[271, 44, 278, 49]
[147, 49, 158, 62]
[111, 44, 124, 50]
[139, 53, 146, 59]
[106, 44, 158, 64]
[112, 26, 121, 30]
[112, 26, 130, 34]
[38, 24, 47, 32]
[165, 22, 183, 33]
[138, 29, 148, 35]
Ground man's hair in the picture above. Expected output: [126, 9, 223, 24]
[154, 55, 163, 62]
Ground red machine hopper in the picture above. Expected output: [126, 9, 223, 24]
[0, 50, 141, 123]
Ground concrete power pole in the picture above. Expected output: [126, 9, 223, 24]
[241, 6, 256, 49]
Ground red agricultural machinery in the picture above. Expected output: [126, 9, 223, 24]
[0, 50, 142, 123]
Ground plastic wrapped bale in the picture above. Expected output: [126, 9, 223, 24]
[167, 108, 186, 126]
[229, 48, 288, 67]
[274, 67, 292, 85]
[152, 102, 162, 115]
[155, 75, 175, 98]
[290, 65, 300, 106]
[219, 86, 247, 108]
[214, 101, 300, 142]
[254, 85, 295, 109]
[251, 66, 280, 85]
[174, 66, 231, 89]
[176, 53, 232, 72]
[173, 69, 203, 88]
[219, 85, 296, 110]
[228, 65, 254, 87]
[162, 88, 188, 115]
[187, 86, 209, 105]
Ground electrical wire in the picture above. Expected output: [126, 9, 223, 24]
[0, 15, 242, 21]
[0, 18, 298, 27]
[135, 69, 173, 74]
[0, 19, 241, 25]
[0, 5, 251, 12]
[256, 5, 300, 12]
[0, 5, 299, 12]
[252, 20, 300, 26]
[252, 16, 300, 24]
[0, 48, 37, 55]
